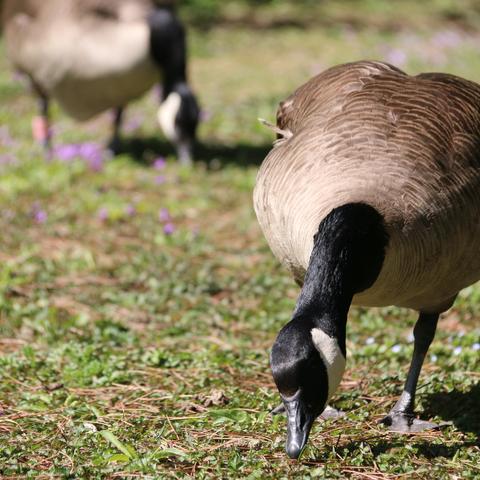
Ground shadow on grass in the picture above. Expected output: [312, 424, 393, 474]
[422, 383, 480, 439]
[367, 438, 479, 459]
[118, 136, 270, 168]
[328, 384, 480, 462]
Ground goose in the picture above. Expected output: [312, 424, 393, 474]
[1, 0, 199, 164]
[253, 60, 480, 459]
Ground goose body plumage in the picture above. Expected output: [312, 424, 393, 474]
[254, 60, 480, 313]
[2, 0, 159, 120]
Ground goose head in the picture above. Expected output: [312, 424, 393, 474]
[157, 82, 200, 165]
[271, 317, 346, 459]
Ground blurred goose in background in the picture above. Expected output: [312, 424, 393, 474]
[254, 60, 480, 458]
[1, 0, 199, 164]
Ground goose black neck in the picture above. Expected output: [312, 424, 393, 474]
[293, 203, 389, 354]
[149, 8, 188, 98]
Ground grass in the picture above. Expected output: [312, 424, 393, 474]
[1, 2, 480, 478]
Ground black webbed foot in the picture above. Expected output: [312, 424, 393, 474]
[380, 412, 451, 433]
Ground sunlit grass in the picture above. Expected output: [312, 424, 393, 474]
[1, 3, 480, 478]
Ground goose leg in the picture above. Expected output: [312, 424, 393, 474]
[32, 94, 51, 152]
[380, 312, 441, 432]
[107, 107, 124, 155]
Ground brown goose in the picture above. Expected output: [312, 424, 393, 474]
[1, 0, 199, 163]
[253, 60, 480, 458]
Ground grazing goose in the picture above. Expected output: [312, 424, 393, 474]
[253, 60, 480, 459]
[1, 0, 199, 163]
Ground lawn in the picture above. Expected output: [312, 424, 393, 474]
[1, 2, 480, 478]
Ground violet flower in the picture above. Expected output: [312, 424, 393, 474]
[0, 153, 16, 166]
[54, 144, 81, 162]
[54, 142, 105, 171]
[0, 126, 15, 147]
[97, 207, 109, 221]
[124, 204, 136, 217]
[385, 49, 407, 67]
[432, 30, 462, 49]
[158, 208, 171, 222]
[34, 210, 48, 224]
[124, 116, 143, 133]
[163, 222, 175, 235]
[79, 142, 104, 172]
[31, 203, 47, 224]
[154, 175, 166, 185]
[153, 157, 166, 170]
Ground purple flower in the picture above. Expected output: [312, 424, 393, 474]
[163, 222, 175, 235]
[35, 210, 48, 224]
[31, 203, 47, 224]
[158, 208, 171, 222]
[0, 127, 15, 147]
[385, 49, 407, 66]
[153, 157, 166, 170]
[78, 142, 100, 159]
[432, 30, 462, 49]
[154, 175, 166, 185]
[31, 202, 47, 224]
[97, 207, 109, 221]
[407, 333, 414, 343]
[453, 346, 462, 356]
[124, 115, 143, 133]
[79, 142, 104, 172]
[0, 153, 16, 166]
[54, 144, 81, 162]
[124, 204, 136, 217]
[54, 142, 105, 171]
[431, 354, 438, 363]
[391, 344, 401, 353]
[365, 337, 375, 345]
[87, 154, 104, 172]
[200, 109, 212, 122]
[472, 343, 480, 351]
[12, 71, 27, 83]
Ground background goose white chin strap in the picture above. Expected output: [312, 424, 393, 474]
[157, 92, 181, 142]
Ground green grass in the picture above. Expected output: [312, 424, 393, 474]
[1, 3, 480, 478]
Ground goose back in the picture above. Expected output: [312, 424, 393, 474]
[2, 0, 161, 119]
[254, 61, 480, 312]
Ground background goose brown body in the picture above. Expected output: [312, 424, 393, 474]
[254, 61, 480, 312]
[1, 0, 160, 120]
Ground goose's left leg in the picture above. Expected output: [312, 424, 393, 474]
[107, 107, 124, 155]
[31, 90, 51, 152]
[381, 311, 441, 432]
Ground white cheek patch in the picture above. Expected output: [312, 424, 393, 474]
[311, 328, 346, 402]
[157, 92, 181, 142]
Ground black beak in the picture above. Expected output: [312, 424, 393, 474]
[282, 392, 316, 459]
